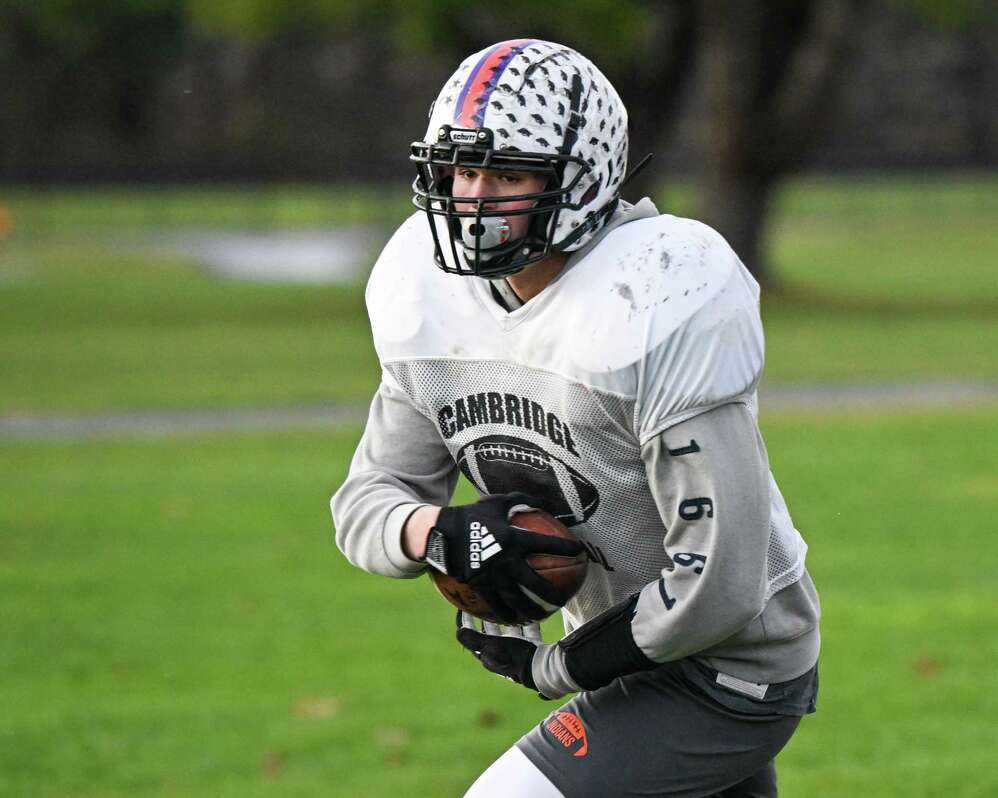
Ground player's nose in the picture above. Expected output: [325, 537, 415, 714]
[465, 174, 499, 201]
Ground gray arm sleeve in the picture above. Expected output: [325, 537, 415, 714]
[330, 377, 459, 579]
[631, 402, 771, 662]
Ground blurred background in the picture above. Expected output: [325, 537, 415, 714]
[2, 1, 996, 797]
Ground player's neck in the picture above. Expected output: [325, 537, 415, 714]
[505, 253, 568, 303]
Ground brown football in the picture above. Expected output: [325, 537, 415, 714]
[429, 509, 589, 623]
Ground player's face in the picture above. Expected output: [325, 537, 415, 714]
[452, 167, 548, 241]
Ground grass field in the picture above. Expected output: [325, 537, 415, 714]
[2, 174, 997, 796]
[1, 411, 996, 797]
[1, 174, 996, 414]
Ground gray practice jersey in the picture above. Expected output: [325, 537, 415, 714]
[332, 200, 820, 687]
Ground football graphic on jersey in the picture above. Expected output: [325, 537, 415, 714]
[456, 435, 599, 526]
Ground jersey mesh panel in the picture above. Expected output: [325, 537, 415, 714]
[766, 521, 801, 597]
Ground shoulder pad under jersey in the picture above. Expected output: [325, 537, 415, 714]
[365, 213, 481, 363]
[555, 214, 760, 375]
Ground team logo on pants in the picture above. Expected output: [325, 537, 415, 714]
[544, 711, 589, 758]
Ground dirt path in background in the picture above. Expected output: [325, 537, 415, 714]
[0, 404, 370, 441]
[2, 380, 997, 441]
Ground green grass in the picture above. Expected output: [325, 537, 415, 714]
[0, 252, 378, 413]
[2, 175, 996, 795]
[762, 310, 997, 383]
[769, 173, 998, 304]
[1, 184, 414, 233]
[2, 174, 997, 413]
[1, 410, 996, 797]
[761, 173, 998, 383]
[762, 409, 998, 797]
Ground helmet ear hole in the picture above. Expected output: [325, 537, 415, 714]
[580, 181, 600, 207]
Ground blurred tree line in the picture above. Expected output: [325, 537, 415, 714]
[0, 0, 994, 281]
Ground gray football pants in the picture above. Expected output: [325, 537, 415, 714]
[517, 663, 801, 798]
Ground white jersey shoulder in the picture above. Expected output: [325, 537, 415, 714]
[366, 211, 763, 431]
[555, 214, 765, 438]
[553, 214, 758, 371]
[365, 212, 479, 361]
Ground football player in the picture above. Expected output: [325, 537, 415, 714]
[332, 39, 820, 797]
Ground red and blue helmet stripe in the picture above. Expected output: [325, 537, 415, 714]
[454, 38, 537, 129]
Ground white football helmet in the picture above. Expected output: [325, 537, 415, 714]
[411, 39, 629, 277]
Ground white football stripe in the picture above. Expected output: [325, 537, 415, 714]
[508, 502, 537, 518]
[519, 585, 560, 613]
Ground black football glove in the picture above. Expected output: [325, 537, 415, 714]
[456, 611, 541, 692]
[458, 597, 661, 699]
[425, 493, 584, 624]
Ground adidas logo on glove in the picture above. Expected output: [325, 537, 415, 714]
[469, 521, 502, 569]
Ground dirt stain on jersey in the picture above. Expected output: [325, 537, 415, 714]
[612, 282, 637, 312]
